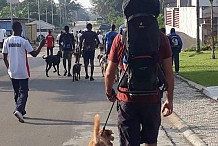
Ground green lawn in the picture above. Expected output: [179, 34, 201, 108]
[179, 51, 218, 87]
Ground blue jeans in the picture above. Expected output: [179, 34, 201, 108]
[11, 78, 29, 115]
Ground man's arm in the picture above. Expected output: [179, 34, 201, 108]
[105, 60, 118, 102]
[29, 39, 46, 57]
[161, 57, 174, 117]
[72, 35, 75, 50]
[3, 53, 9, 69]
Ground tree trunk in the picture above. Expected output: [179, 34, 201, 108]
[196, 0, 200, 52]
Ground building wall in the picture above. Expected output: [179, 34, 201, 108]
[0, 21, 26, 37]
[165, 6, 218, 48]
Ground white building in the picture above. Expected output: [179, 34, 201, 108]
[164, 0, 218, 49]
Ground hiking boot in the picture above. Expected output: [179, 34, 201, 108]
[14, 111, 24, 123]
[85, 75, 89, 79]
[90, 76, 94, 81]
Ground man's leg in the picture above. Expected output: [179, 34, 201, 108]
[47, 48, 49, 56]
[67, 51, 73, 76]
[83, 51, 89, 79]
[11, 79, 19, 106]
[90, 51, 95, 81]
[16, 79, 29, 116]
[174, 52, 180, 74]
[63, 51, 67, 76]
[117, 101, 141, 146]
[50, 48, 53, 56]
[67, 59, 72, 76]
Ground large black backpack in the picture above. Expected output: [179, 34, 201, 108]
[117, 0, 168, 96]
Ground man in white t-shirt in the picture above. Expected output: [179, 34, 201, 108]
[97, 31, 104, 54]
[2, 22, 45, 123]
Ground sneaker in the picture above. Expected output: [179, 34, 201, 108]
[67, 73, 72, 77]
[176, 72, 179, 75]
[85, 75, 89, 79]
[90, 76, 94, 81]
[14, 111, 24, 123]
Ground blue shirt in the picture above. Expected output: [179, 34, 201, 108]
[105, 31, 118, 52]
[168, 32, 183, 51]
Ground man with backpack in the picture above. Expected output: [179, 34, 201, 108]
[59, 25, 75, 76]
[168, 28, 183, 75]
[104, 24, 118, 55]
[104, 0, 174, 146]
[80, 23, 100, 81]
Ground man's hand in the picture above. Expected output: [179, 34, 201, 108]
[106, 88, 117, 102]
[39, 39, 46, 48]
[162, 100, 173, 117]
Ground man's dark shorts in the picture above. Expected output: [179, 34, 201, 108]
[63, 50, 73, 60]
[117, 100, 161, 146]
[83, 51, 95, 62]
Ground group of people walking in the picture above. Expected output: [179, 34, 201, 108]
[2, 12, 183, 146]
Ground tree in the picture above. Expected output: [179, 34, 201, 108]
[209, 0, 215, 59]
[196, 0, 200, 52]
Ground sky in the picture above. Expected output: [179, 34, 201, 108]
[53, 0, 92, 8]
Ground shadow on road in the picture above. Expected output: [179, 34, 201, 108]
[24, 116, 117, 127]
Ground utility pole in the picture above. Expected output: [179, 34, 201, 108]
[10, 0, 13, 27]
[46, 8, 48, 22]
[210, 0, 215, 59]
[196, 0, 200, 52]
[51, 0, 54, 26]
[38, 0, 41, 38]
[28, 2, 30, 23]
[64, 0, 67, 25]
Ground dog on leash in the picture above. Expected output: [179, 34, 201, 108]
[88, 114, 114, 146]
[42, 51, 62, 77]
[72, 63, 82, 81]
[74, 45, 81, 63]
[97, 54, 108, 77]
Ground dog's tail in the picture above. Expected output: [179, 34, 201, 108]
[42, 55, 47, 59]
[93, 114, 100, 144]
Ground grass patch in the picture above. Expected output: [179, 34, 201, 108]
[179, 51, 218, 87]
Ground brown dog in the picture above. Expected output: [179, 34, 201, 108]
[74, 45, 81, 63]
[97, 54, 108, 77]
[88, 114, 114, 146]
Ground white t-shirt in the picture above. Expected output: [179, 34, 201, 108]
[2, 36, 34, 79]
[98, 34, 104, 44]
[77, 33, 82, 43]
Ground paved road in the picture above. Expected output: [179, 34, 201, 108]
[0, 21, 193, 146]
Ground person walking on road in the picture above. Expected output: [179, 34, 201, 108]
[2, 21, 45, 123]
[104, 24, 118, 56]
[80, 23, 100, 81]
[168, 28, 183, 75]
[105, 31, 174, 146]
[59, 25, 75, 76]
[45, 30, 54, 56]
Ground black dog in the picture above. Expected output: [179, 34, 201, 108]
[72, 63, 82, 81]
[42, 51, 62, 77]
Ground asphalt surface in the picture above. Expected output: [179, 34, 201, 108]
[0, 21, 202, 146]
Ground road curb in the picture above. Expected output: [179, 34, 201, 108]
[168, 112, 207, 146]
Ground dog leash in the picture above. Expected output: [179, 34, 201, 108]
[101, 101, 116, 136]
